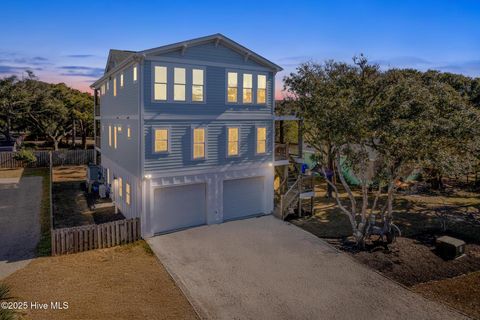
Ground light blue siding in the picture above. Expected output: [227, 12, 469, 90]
[144, 120, 273, 172]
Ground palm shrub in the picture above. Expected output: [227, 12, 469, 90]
[13, 148, 36, 165]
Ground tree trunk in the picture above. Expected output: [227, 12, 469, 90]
[53, 139, 59, 151]
[72, 119, 76, 148]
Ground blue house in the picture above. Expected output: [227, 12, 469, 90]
[92, 34, 287, 237]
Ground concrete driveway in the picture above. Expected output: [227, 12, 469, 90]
[0, 176, 42, 279]
[148, 216, 466, 320]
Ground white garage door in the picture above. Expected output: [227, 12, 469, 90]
[152, 183, 206, 234]
[223, 177, 265, 221]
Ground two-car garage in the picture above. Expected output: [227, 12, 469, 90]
[151, 176, 267, 235]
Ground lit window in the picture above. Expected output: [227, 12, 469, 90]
[127, 127, 131, 139]
[120, 73, 124, 87]
[174, 68, 186, 101]
[227, 72, 237, 102]
[193, 128, 205, 159]
[257, 127, 266, 154]
[108, 125, 112, 147]
[133, 64, 138, 82]
[243, 74, 252, 103]
[126, 183, 131, 205]
[114, 126, 117, 149]
[113, 77, 117, 96]
[227, 127, 239, 156]
[118, 125, 122, 133]
[154, 66, 167, 100]
[257, 75, 266, 104]
[118, 177, 123, 198]
[192, 69, 204, 102]
[154, 129, 168, 152]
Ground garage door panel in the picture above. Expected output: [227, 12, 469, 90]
[223, 177, 265, 221]
[153, 183, 206, 234]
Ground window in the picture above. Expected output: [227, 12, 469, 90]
[133, 64, 138, 82]
[154, 66, 167, 100]
[113, 77, 117, 96]
[101, 84, 105, 95]
[257, 127, 267, 154]
[243, 74, 252, 103]
[192, 69, 204, 102]
[114, 126, 117, 149]
[127, 127, 131, 139]
[120, 73, 124, 87]
[126, 183, 131, 205]
[154, 128, 168, 152]
[193, 128, 206, 159]
[118, 177, 123, 198]
[227, 72, 238, 102]
[108, 125, 112, 147]
[174, 67, 186, 101]
[107, 80, 109, 91]
[257, 75, 266, 104]
[227, 127, 239, 156]
[118, 125, 122, 133]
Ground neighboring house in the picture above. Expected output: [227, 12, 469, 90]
[91, 34, 285, 236]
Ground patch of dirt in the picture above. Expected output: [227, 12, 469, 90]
[52, 165, 86, 182]
[0, 168, 24, 179]
[342, 237, 480, 287]
[4, 241, 198, 320]
[412, 271, 480, 319]
[92, 207, 125, 224]
[53, 181, 94, 228]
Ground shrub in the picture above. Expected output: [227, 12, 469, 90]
[0, 282, 16, 320]
[13, 149, 36, 164]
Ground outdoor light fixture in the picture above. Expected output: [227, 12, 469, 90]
[268, 162, 273, 167]
[144, 174, 152, 179]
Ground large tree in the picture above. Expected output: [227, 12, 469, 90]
[284, 58, 480, 246]
[0, 76, 26, 142]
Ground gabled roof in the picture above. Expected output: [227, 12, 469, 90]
[140, 33, 283, 72]
[92, 33, 282, 88]
[105, 49, 136, 73]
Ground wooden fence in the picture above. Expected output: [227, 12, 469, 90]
[51, 218, 141, 255]
[0, 149, 95, 168]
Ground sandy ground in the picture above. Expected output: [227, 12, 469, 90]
[0, 168, 24, 184]
[52, 165, 86, 182]
[148, 216, 466, 320]
[0, 176, 42, 279]
[4, 242, 198, 320]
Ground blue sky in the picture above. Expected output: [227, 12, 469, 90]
[0, 0, 479, 96]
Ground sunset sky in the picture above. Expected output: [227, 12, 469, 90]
[1, 0, 479, 99]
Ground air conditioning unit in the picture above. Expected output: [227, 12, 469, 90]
[436, 236, 466, 260]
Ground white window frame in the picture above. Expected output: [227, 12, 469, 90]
[191, 127, 207, 160]
[226, 126, 240, 157]
[256, 74, 267, 104]
[154, 66, 168, 101]
[152, 127, 170, 154]
[133, 64, 138, 83]
[256, 126, 267, 155]
[126, 182, 131, 205]
[226, 71, 238, 104]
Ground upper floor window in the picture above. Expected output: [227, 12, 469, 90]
[193, 128, 206, 159]
[113, 77, 117, 96]
[154, 66, 167, 101]
[192, 69, 204, 102]
[154, 128, 168, 153]
[101, 84, 106, 95]
[256, 127, 266, 154]
[227, 127, 239, 156]
[127, 127, 131, 139]
[133, 64, 138, 82]
[113, 126, 118, 149]
[126, 182, 131, 205]
[257, 75, 266, 104]
[108, 125, 112, 147]
[120, 73, 124, 87]
[243, 74, 252, 103]
[174, 68, 186, 101]
[227, 72, 238, 103]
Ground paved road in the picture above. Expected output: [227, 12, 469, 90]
[0, 177, 42, 279]
[148, 216, 466, 320]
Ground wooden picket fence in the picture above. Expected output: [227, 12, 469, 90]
[0, 149, 95, 168]
[51, 218, 141, 256]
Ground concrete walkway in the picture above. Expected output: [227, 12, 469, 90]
[148, 216, 466, 320]
[0, 176, 42, 279]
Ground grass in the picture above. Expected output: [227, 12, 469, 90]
[23, 168, 51, 256]
[3, 242, 197, 320]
